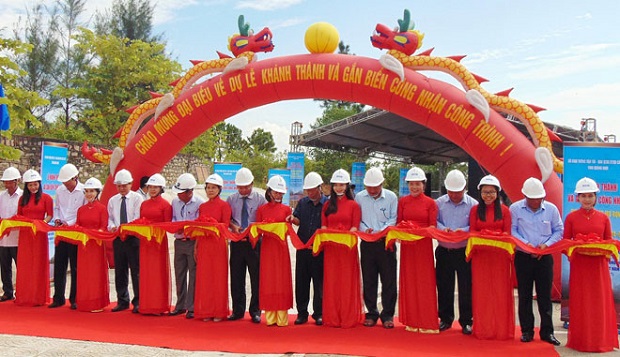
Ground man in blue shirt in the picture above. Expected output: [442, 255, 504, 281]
[355, 167, 398, 329]
[287, 172, 327, 326]
[435, 170, 477, 335]
[510, 177, 563, 346]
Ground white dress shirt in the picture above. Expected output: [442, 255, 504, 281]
[53, 182, 87, 226]
[107, 190, 144, 231]
[0, 187, 23, 246]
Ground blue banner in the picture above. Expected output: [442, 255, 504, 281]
[351, 162, 365, 195]
[40, 142, 68, 199]
[287, 152, 305, 207]
[398, 168, 409, 197]
[268, 169, 291, 206]
[213, 163, 242, 201]
[561, 142, 620, 325]
[0, 83, 10, 131]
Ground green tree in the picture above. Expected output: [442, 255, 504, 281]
[180, 131, 217, 170]
[247, 128, 276, 155]
[0, 37, 48, 159]
[73, 28, 182, 146]
[95, 0, 161, 43]
[211, 122, 248, 162]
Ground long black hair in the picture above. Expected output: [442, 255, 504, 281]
[325, 183, 354, 217]
[21, 181, 43, 206]
[477, 185, 503, 222]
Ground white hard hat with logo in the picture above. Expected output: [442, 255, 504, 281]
[477, 175, 501, 191]
[206, 173, 224, 187]
[405, 167, 426, 182]
[363, 167, 385, 187]
[303, 172, 323, 189]
[521, 177, 546, 199]
[57, 163, 79, 183]
[84, 177, 103, 190]
[23, 169, 42, 183]
[1, 167, 21, 181]
[235, 167, 254, 186]
[172, 173, 197, 193]
[146, 173, 166, 187]
[330, 169, 351, 184]
[444, 170, 466, 191]
[267, 175, 287, 193]
[574, 177, 599, 194]
[114, 169, 134, 184]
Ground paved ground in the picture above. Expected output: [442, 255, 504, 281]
[0, 189, 616, 355]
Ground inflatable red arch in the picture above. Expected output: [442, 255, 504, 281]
[99, 52, 562, 210]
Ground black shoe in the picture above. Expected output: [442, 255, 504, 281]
[48, 301, 64, 308]
[315, 317, 323, 326]
[541, 334, 561, 346]
[111, 304, 129, 312]
[462, 325, 472, 335]
[70, 303, 77, 310]
[251, 314, 261, 323]
[520, 333, 534, 343]
[132, 306, 139, 313]
[169, 309, 187, 316]
[0, 295, 14, 302]
[228, 313, 243, 321]
[439, 321, 452, 331]
[294, 316, 308, 325]
[186, 311, 194, 319]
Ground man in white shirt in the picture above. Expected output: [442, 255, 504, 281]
[107, 169, 144, 313]
[0, 167, 23, 302]
[49, 164, 86, 309]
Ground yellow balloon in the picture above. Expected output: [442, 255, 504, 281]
[304, 22, 340, 54]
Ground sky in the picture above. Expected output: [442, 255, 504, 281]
[2, 0, 620, 151]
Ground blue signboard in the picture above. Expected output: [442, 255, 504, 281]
[40, 142, 68, 198]
[561, 142, 620, 325]
[268, 168, 291, 206]
[351, 162, 365, 195]
[398, 168, 409, 197]
[213, 163, 242, 201]
[287, 152, 305, 207]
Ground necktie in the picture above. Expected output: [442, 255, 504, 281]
[241, 197, 249, 229]
[120, 196, 128, 224]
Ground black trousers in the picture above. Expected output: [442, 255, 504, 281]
[229, 240, 260, 316]
[360, 239, 397, 322]
[435, 246, 472, 327]
[295, 249, 323, 319]
[52, 240, 77, 304]
[113, 236, 140, 307]
[514, 251, 554, 337]
[0, 246, 17, 298]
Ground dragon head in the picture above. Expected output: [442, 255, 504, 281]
[370, 9, 424, 56]
[228, 15, 274, 57]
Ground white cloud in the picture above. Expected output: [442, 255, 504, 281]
[269, 17, 305, 30]
[235, 0, 302, 11]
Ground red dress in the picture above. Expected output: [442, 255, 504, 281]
[468, 203, 514, 340]
[16, 193, 53, 306]
[75, 200, 110, 311]
[564, 208, 618, 352]
[256, 202, 293, 311]
[139, 195, 172, 314]
[194, 196, 231, 320]
[320, 197, 362, 328]
[396, 193, 439, 332]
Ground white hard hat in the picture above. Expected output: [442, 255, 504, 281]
[146, 173, 166, 187]
[574, 177, 599, 194]
[444, 170, 466, 191]
[521, 177, 546, 199]
[303, 172, 323, 189]
[405, 167, 426, 182]
[205, 173, 224, 187]
[330, 169, 351, 184]
[23, 169, 42, 183]
[235, 167, 254, 186]
[477, 175, 501, 191]
[57, 163, 79, 183]
[267, 175, 287, 193]
[114, 169, 134, 184]
[363, 167, 385, 187]
[83, 177, 103, 190]
[172, 173, 197, 193]
[1, 167, 21, 181]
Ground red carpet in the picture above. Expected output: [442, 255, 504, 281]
[0, 302, 558, 356]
